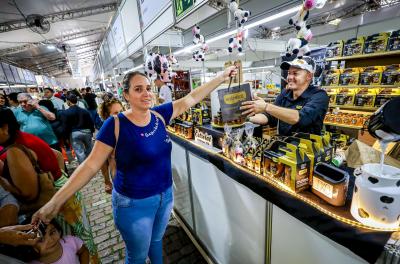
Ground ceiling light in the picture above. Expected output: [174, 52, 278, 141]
[173, 5, 301, 56]
[47, 45, 56, 50]
[123, 65, 144, 74]
[243, 65, 275, 71]
[272, 26, 281, 31]
[328, 18, 341, 26]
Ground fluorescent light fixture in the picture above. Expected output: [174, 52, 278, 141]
[123, 65, 144, 74]
[174, 44, 201, 55]
[272, 26, 281, 31]
[47, 44, 56, 50]
[243, 65, 275, 71]
[328, 18, 341, 26]
[173, 5, 301, 56]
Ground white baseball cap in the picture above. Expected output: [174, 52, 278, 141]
[280, 56, 316, 73]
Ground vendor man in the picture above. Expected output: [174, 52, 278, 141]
[241, 56, 329, 135]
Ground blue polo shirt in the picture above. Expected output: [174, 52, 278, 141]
[12, 106, 58, 145]
[265, 85, 329, 135]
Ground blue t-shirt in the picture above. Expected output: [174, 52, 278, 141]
[96, 103, 173, 199]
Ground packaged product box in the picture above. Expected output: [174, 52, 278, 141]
[263, 140, 311, 192]
[293, 132, 333, 164]
[359, 66, 384, 85]
[283, 136, 325, 185]
[339, 68, 363, 86]
[374, 88, 400, 107]
[388, 29, 400, 51]
[343, 36, 365, 56]
[335, 88, 358, 106]
[322, 69, 342, 86]
[354, 88, 378, 107]
[363, 32, 390, 54]
[326, 88, 339, 105]
[325, 40, 344, 58]
[381, 64, 400, 85]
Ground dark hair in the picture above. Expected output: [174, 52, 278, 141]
[44, 87, 54, 93]
[67, 94, 78, 104]
[71, 89, 82, 99]
[38, 99, 56, 114]
[7, 92, 20, 103]
[86, 87, 91, 92]
[0, 108, 20, 146]
[49, 218, 63, 237]
[0, 93, 9, 107]
[122, 71, 149, 91]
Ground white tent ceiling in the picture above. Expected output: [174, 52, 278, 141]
[0, 0, 117, 77]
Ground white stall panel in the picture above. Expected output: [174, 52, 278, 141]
[271, 205, 366, 264]
[127, 37, 142, 57]
[189, 152, 266, 264]
[111, 14, 125, 55]
[140, 0, 170, 28]
[107, 33, 117, 59]
[143, 5, 174, 45]
[171, 142, 193, 228]
[120, 0, 141, 45]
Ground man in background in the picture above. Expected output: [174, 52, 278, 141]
[6, 93, 19, 110]
[155, 78, 172, 104]
[61, 94, 94, 164]
[13, 93, 58, 149]
[43, 87, 65, 110]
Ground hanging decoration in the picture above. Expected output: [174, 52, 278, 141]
[191, 25, 209, 61]
[227, 0, 251, 54]
[144, 52, 176, 82]
[285, 0, 327, 58]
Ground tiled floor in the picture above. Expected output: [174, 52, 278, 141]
[67, 162, 207, 264]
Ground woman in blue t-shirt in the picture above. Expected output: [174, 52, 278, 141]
[32, 67, 237, 264]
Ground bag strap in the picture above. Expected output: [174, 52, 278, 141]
[110, 114, 120, 160]
[150, 110, 166, 127]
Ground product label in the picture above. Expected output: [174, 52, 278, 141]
[312, 177, 333, 199]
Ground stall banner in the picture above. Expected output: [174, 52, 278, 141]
[1, 63, 15, 84]
[10, 65, 21, 84]
[174, 0, 194, 18]
[111, 14, 125, 54]
[0, 63, 7, 83]
[218, 83, 251, 122]
[140, 0, 170, 28]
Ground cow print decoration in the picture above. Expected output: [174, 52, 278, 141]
[368, 177, 379, 184]
[353, 167, 362, 177]
[380, 196, 394, 204]
[397, 180, 400, 187]
[358, 208, 369, 218]
[354, 185, 358, 193]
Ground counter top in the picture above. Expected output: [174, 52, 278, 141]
[169, 132, 399, 264]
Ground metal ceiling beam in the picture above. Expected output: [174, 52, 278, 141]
[77, 49, 97, 57]
[0, 2, 117, 33]
[75, 40, 100, 50]
[0, 27, 106, 56]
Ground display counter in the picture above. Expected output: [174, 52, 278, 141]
[169, 132, 400, 264]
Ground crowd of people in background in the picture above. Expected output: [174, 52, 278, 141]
[0, 86, 128, 264]
[0, 77, 178, 262]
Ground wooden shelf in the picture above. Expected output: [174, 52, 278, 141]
[324, 122, 363, 130]
[322, 85, 399, 89]
[329, 104, 378, 111]
[326, 50, 400, 61]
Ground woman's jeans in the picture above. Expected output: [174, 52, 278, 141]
[112, 186, 174, 264]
